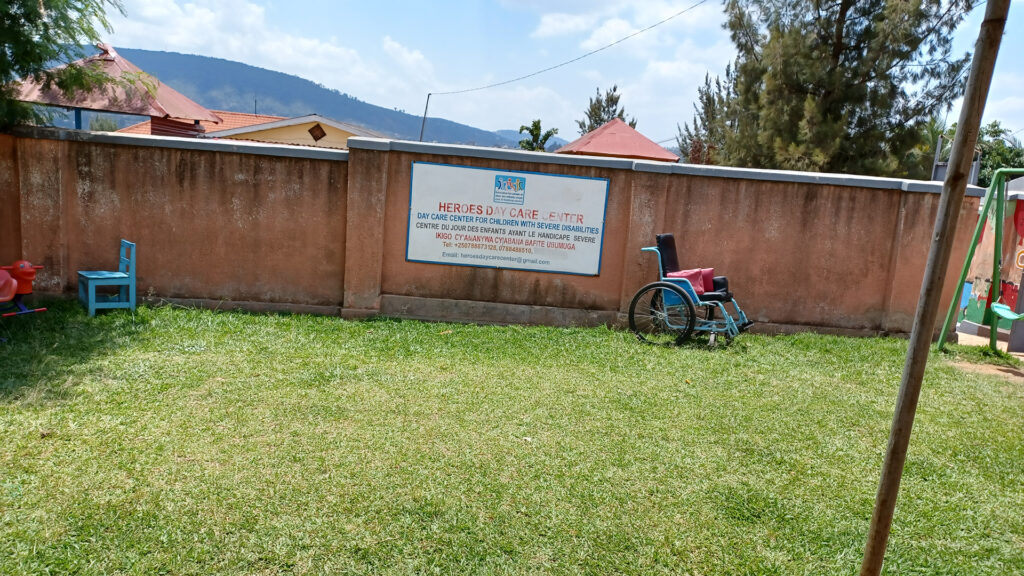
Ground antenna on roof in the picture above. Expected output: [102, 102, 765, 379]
[254, 95, 257, 115]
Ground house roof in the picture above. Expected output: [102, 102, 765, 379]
[204, 114, 382, 138]
[119, 110, 286, 135]
[16, 44, 221, 124]
[556, 118, 679, 162]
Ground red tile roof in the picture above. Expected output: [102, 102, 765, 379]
[204, 111, 286, 132]
[118, 110, 286, 136]
[556, 118, 679, 162]
[118, 120, 152, 134]
[17, 44, 221, 123]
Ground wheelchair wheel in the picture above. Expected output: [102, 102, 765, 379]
[629, 282, 696, 345]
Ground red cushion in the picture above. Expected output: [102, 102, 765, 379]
[700, 268, 715, 293]
[666, 268, 705, 294]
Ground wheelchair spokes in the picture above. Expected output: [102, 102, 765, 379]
[628, 282, 696, 345]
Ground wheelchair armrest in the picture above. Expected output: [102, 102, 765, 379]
[713, 276, 729, 293]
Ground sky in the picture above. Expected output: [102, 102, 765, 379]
[104, 0, 1024, 144]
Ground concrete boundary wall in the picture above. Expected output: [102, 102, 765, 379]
[1, 129, 349, 306]
[0, 128, 982, 334]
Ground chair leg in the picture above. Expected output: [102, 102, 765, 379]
[88, 283, 97, 317]
[129, 281, 136, 311]
[78, 280, 86, 306]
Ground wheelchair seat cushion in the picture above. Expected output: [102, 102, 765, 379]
[700, 268, 714, 293]
[666, 268, 705, 294]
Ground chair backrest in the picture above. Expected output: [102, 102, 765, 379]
[655, 233, 681, 274]
[118, 239, 136, 276]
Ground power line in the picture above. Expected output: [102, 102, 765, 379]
[433, 0, 708, 97]
[419, 0, 710, 140]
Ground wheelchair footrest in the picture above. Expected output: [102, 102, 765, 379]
[738, 320, 754, 332]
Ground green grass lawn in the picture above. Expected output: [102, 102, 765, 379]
[1, 301, 1021, 575]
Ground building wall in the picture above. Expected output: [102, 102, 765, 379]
[0, 129, 981, 334]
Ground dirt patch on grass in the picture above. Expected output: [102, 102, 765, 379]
[952, 361, 1024, 384]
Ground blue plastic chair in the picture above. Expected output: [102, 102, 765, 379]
[78, 239, 136, 316]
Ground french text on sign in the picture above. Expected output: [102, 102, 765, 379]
[406, 162, 609, 275]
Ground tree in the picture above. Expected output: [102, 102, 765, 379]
[677, 71, 733, 164]
[0, 0, 124, 129]
[518, 119, 558, 151]
[687, 0, 976, 176]
[952, 121, 1024, 188]
[901, 115, 948, 181]
[89, 114, 119, 131]
[576, 85, 637, 135]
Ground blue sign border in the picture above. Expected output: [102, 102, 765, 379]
[406, 161, 610, 276]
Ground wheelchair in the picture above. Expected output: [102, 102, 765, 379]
[628, 233, 752, 345]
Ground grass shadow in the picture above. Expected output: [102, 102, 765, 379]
[0, 296, 147, 403]
[937, 342, 1022, 368]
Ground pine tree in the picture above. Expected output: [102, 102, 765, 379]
[576, 85, 637, 135]
[689, 0, 976, 176]
[0, 0, 124, 129]
[518, 119, 558, 151]
[677, 71, 733, 164]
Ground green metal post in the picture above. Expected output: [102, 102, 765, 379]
[990, 175, 1005, 351]
[937, 183, 996, 349]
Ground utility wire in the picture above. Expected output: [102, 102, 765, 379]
[430, 0, 709, 97]
[419, 0, 710, 139]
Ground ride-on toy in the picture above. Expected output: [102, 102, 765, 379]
[0, 260, 47, 317]
[628, 234, 752, 345]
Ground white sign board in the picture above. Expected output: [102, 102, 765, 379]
[407, 162, 609, 275]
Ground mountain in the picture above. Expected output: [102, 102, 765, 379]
[493, 129, 570, 151]
[78, 48, 522, 147]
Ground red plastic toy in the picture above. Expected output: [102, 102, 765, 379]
[0, 260, 47, 317]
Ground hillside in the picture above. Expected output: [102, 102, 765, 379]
[109, 48, 519, 147]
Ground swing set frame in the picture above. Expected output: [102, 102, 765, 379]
[938, 168, 1024, 351]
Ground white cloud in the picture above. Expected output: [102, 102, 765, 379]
[532, 13, 598, 38]
[579, 18, 637, 50]
[382, 36, 434, 79]
[984, 95, 1024, 133]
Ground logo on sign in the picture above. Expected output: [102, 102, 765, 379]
[493, 175, 526, 205]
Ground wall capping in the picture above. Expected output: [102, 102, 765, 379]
[348, 137, 636, 170]
[348, 137, 984, 197]
[9, 126, 349, 161]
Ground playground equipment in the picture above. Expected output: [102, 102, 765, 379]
[0, 260, 47, 317]
[939, 168, 1024, 351]
[628, 233, 752, 345]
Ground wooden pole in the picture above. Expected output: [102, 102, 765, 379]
[859, 1, 1010, 574]
[936, 180, 995, 349]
